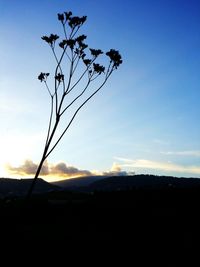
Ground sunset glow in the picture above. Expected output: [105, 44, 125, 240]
[0, 0, 200, 180]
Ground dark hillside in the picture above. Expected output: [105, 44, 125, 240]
[51, 175, 103, 189]
[0, 174, 200, 265]
[0, 178, 59, 197]
[89, 174, 200, 191]
[51, 174, 200, 192]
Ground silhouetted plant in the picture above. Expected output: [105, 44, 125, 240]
[27, 11, 122, 198]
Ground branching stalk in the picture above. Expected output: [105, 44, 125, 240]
[27, 10, 122, 199]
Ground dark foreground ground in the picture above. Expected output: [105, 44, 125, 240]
[0, 188, 200, 264]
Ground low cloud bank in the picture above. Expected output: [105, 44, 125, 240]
[101, 162, 128, 176]
[115, 157, 200, 176]
[6, 160, 128, 179]
[7, 157, 200, 179]
[6, 160, 49, 176]
[6, 160, 93, 178]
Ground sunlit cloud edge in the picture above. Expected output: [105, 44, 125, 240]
[5, 160, 128, 182]
[115, 157, 200, 176]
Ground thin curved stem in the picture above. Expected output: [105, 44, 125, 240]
[60, 78, 91, 116]
[90, 73, 101, 82]
[70, 25, 80, 39]
[52, 48, 67, 112]
[45, 71, 113, 159]
[45, 96, 54, 147]
[66, 57, 96, 95]
[62, 24, 68, 39]
[44, 81, 52, 96]
[72, 55, 80, 76]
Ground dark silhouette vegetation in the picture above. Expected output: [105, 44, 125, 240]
[52, 174, 200, 191]
[27, 10, 122, 198]
[0, 178, 59, 198]
[1, 174, 200, 258]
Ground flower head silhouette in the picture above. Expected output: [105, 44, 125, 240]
[106, 49, 122, 68]
[38, 72, 49, 82]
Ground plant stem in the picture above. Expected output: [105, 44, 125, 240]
[26, 155, 46, 200]
[26, 115, 60, 200]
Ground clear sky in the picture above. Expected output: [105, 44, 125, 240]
[0, 0, 200, 181]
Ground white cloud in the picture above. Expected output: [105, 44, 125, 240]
[6, 160, 93, 178]
[111, 162, 122, 172]
[115, 157, 200, 175]
[6, 160, 129, 180]
[161, 150, 200, 157]
[102, 162, 128, 176]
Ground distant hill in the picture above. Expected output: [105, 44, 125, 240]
[89, 174, 200, 191]
[51, 175, 104, 189]
[0, 178, 59, 197]
[2, 175, 199, 198]
[51, 174, 200, 192]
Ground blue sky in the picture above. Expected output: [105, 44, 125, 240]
[0, 0, 200, 180]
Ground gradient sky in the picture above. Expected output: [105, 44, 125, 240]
[0, 0, 200, 181]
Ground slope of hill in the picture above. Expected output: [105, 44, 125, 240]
[51, 174, 200, 193]
[51, 175, 104, 189]
[1, 174, 200, 198]
[0, 178, 59, 197]
[89, 174, 200, 191]
[1, 174, 200, 249]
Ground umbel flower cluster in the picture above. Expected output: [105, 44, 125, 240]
[38, 11, 122, 83]
[28, 11, 122, 198]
